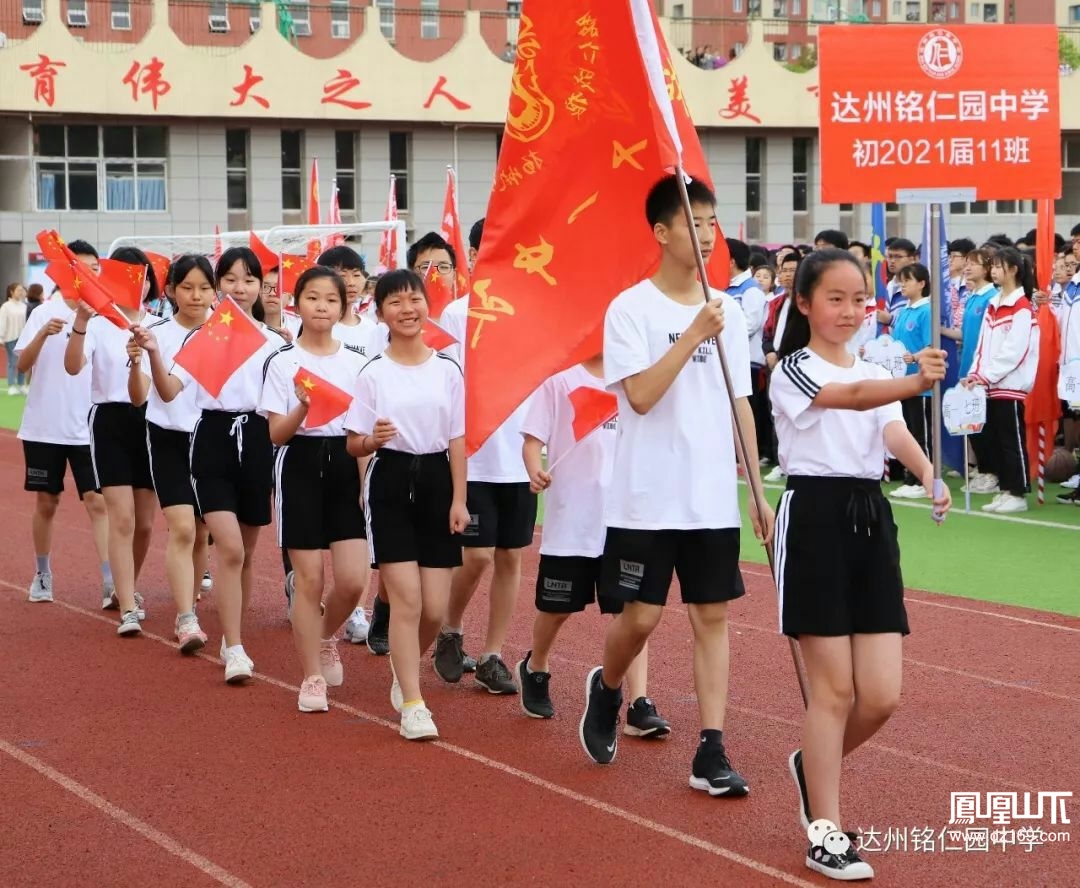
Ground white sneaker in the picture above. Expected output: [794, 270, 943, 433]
[28, 572, 53, 603]
[993, 493, 1029, 514]
[971, 473, 1000, 494]
[343, 607, 370, 644]
[116, 611, 142, 636]
[319, 639, 344, 687]
[134, 592, 146, 621]
[399, 704, 438, 741]
[101, 583, 118, 610]
[390, 661, 403, 713]
[7, 386, 18, 396]
[1062, 474, 1080, 490]
[20, 384, 29, 396]
[981, 493, 1006, 512]
[763, 465, 786, 483]
[891, 484, 928, 499]
[201, 570, 213, 591]
[224, 649, 254, 684]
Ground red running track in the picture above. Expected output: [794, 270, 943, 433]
[0, 430, 1077, 887]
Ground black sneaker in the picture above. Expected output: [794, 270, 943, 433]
[284, 571, 295, 618]
[624, 697, 671, 738]
[806, 833, 874, 881]
[579, 666, 621, 764]
[789, 749, 811, 830]
[516, 651, 554, 719]
[1056, 490, 1080, 505]
[475, 654, 516, 694]
[463, 653, 477, 673]
[366, 597, 390, 656]
[433, 630, 465, 683]
[689, 739, 749, 797]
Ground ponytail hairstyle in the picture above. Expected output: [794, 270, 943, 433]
[215, 246, 265, 322]
[110, 245, 161, 307]
[897, 262, 931, 300]
[777, 248, 865, 360]
[167, 254, 215, 314]
[992, 246, 1035, 300]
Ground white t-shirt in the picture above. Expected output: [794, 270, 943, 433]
[171, 323, 287, 412]
[83, 314, 140, 405]
[438, 294, 531, 483]
[344, 350, 464, 454]
[603, 280, 752, 530]
[260, 341, 368, 437]
[332, 316, 388, 359]
[520, 365, 614, 558]
[15, 299, 92, 446]
[142, 317, 204, 432]
[771, 347, 903, 479]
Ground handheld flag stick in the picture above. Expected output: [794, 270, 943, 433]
[674, 167, 809, 707]
[929, 203, 947, 524]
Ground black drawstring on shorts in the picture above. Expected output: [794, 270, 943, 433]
[846, 486, 879, 537]
[408, 455, 421, 503]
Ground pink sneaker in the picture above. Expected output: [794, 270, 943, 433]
[320, 639, 344, 687]
[298, 675, 328, 712]
[175, 615, 207, 655]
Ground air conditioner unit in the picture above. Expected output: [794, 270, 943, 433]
[23, 6, 44, 24]
[111, 10, 132, 29]
[331, 20, 349, 38]
[67, 8, 89, 26]
[292, 19, 312, 36]
[209, 14, 229, 32]
[249, 15, 260, 31]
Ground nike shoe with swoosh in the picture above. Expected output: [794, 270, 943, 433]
[689, 738, 749, 797]
[579, 666, 622, 765]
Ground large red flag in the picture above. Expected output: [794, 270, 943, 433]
[212, 225, 223, 264]
[37, 230, 130, 330]
[174, 296, 266, 397]
[378, 175, 398, 272]
[1026, 305, 1061, 484]
[326, 181, 345, 248]
[96, 258, 147, 310]
[440, 166, 471, 296]
[307, 159, 322, 260]
[463, 1, 717, 454]
[1036, 198, 1055, 292]
[294, 367, 353, 428]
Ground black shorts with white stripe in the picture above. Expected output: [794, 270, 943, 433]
[190, 409, 273, 526]
[146, 421, 196, 509]
[274, 434, 365, 550]
[774, 475, 909, 638]
[89, 402, 154, 491]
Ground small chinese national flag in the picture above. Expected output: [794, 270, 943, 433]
[174, 296, 266, 397]
[294, 367, 353, 429]
[96, 258, 147, 310]
[422, 319, 458, 351]
[144, 251, 172, 292]
[425, 264, 456, 319]
[568, 386, 617, 442]
[37, 230, 130, 330]
[249, 231, 279, 276]
[279, 253, 316, 295]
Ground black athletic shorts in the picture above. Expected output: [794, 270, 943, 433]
[600, 527, 745, 607]
[146, 421, 196, 510]
[775, 475, 909, 638]
[190, 410, 273, 527]
[536, 554, 623, 615]
[365, 447, 462, 568]
[275, 434, 366, 550]
[89, 403, 154, 491]
[460, 481, 537, 549]
[22, 441, 97, 499]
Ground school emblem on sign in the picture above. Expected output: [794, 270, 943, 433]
[917, 29, 964, 80]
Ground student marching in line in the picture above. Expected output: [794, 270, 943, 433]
[889, 262, 934, 500]
[963, 246, 1040, 514]
[578, 176, 773, 795]
[132, 255, 213, 652]
[518, 356, 670, 737]
[17, 240, 112, 605]
[957, 249, 1000, 493]
[262, 267, 371, 713]
[133, 247, 286, 682]
[771, 247, 950, 882]
[64, 247, 160, 636]
[345, 269, 469, 741]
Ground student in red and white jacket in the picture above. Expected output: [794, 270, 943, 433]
[962, 247, 1040, 515]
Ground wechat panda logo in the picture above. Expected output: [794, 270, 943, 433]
[918, 29, 963, 80]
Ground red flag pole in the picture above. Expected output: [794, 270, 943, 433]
[675, 165, 808, 707]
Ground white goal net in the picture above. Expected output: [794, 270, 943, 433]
[107, 221, 407, 272]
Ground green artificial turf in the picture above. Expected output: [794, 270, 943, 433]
[0, 393, 25, 432]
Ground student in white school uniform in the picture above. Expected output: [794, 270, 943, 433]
[63, 247, 160, 636]
[261, 267, 371, 713]
[517, 355, 670, 737]
[578, 176, 774, 794]
[431, 228, 536, 695]
[1057, 231, 1080, 504]
[133, 247, 286, 682]
[344, 269, 470, 741]
[260, 264, 302, 342]
[770, 248, 950, 882]
[133, 255, 213, 653]
[17, 240, 112, 605]
[962, 246, 1040, 514]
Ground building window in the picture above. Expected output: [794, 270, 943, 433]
[982, 2, 997, 21]
[330, 0, 349, 38]
[793, 137, 810, 214]
[34, 124, 167, 212]
[335, 131, 355, 212]
[790, 43, 801, 58]
[871, 0, 881, 15]
[67, 0, 89, 27]
[791, 0, 801, 14]
[994, 200, 1035, 214]
[949, 2, 959, 16]
[376, 0, 394, 40]
[773, 42, 788, 61]
[891, 0, 901, 14]
[110, 0, 131, 29]
[672, 2, 685, 16]
[905, 1, 919, 21]
[745, 138, 762, 212]
[948, 200, 989, 215]
[281, 129, 302, 211]
[420, 0, 439, 39]
[226, 129, 249, 212]
[22, 0, 45, 25]
[969, 2, 979, 16]
[1071, 5, 1080, 24]
[773, 0, 787, 16]
[931, 2, 945, 21]
[733, 0, 744, 11]
[389, 131, 410, 213]
[1058, 137, 1080, 216]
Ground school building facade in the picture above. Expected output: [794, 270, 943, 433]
[0, 0, 1078, 286]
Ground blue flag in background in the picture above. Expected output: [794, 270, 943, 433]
[920, 206, 965, 474]
[870, 203, 889, 335]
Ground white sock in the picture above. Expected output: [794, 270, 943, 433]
[225, 644, 246, 658]
[443, 624, 462, 635]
